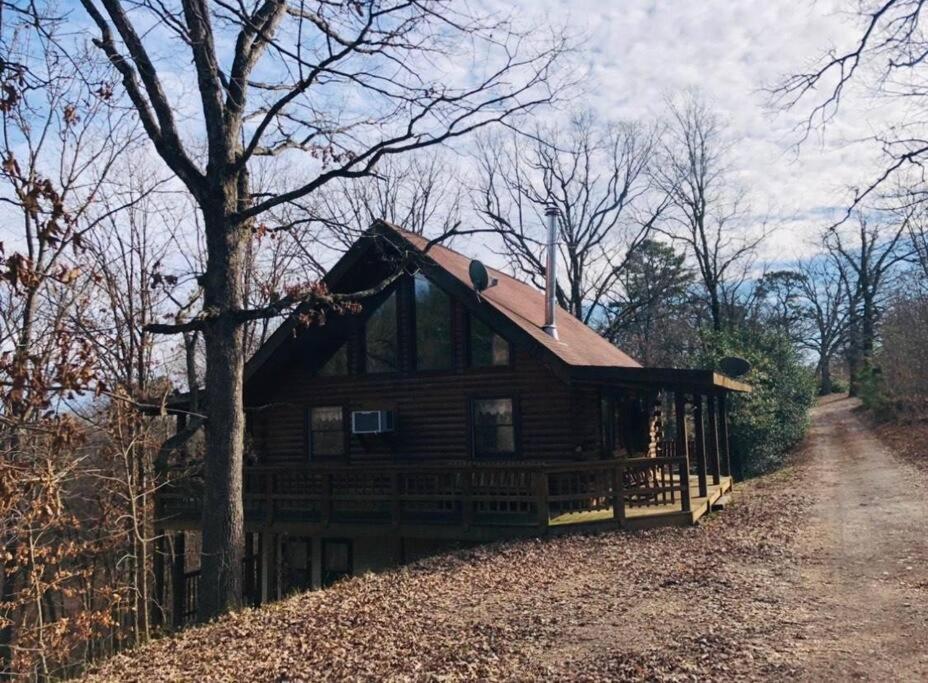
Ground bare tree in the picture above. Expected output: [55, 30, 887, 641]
[475, 112, 663, 323]
[795, 258, 850, 395]
[653, 93, 766, 331]
[750, 270, 809, 340]
[825, 212, 910, 395]
[774, 2, 928, 218]
[311, 151, 464, 245]
[75, 0, 568, 620]
[906, 201, 928, 284]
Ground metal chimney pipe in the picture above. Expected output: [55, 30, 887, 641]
[542, 204, 559, 340]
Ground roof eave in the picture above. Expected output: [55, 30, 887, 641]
[569, 365, 752, 393]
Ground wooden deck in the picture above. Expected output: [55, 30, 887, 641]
[157, 453, 733, 538]
[550, 475, 733, 530]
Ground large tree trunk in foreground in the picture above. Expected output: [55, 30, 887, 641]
[198, 207, 247, 621]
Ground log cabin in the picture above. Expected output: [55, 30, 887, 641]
[153, 219, 750, 626]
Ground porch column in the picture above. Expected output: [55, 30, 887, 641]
[718, 392, 732, 479]
[673, 391, 691, 512]
[706, 395, 721, 485]
[152, 533, 166, 627]
[171, 532, 186, 629]
[260, 531, 275, 604]
[692, 395, 708, 498]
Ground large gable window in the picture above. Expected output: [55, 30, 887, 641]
[472, 398, 516, 457]
[365, 290, 398, 373]
[414, 274, 452, 370]
[470, 317, 510, 368]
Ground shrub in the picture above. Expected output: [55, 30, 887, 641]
[825, 375, 847, 395]
[871, 295, 928, 420]
[697, 327, 817, 478]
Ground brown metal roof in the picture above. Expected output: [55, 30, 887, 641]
[388, 225, 641, 369]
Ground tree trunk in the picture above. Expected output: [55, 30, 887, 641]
[819, 355, 833, 396]
[197, 204, 247, 621]
[709, 286, 722, 332]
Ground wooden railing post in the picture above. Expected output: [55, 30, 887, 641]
[679, 456, 691, 512]
[322, 472, 332, 526]
[171, 532, 186, 629]
[462, 468, 474, 529]
[693, 394, 708, 498]
[719, 393, 732, 479]
[674, 391, 692, 513]
[264, 471, 274, 525]
[535, 469, 548, 530]
[152, 532, 166, 627]
[391, 470, 401, 527]
[611, 461, 626, 527]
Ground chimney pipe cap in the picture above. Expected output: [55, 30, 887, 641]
[544, 204, 559, 217]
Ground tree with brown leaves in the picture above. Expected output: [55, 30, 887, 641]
[74, 0, 569, 620]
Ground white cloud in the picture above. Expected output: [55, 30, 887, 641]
[493, 0, 896, 260]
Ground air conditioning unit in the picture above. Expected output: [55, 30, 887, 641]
[351, 410, 395, 435]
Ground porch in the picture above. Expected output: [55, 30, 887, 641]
[157, 456, 733, 539]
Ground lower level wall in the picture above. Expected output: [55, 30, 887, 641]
[258, 532, 468, 601]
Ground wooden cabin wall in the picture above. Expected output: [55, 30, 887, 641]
[243, 255, 606, 465]
[246, 345, 596, 464]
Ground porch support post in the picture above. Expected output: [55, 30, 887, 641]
[243, 533, 255, 607]
[706, 394, 721, 485]
[693, 395, 708, 498]
[152, 533, 166, 627]
[611, 459, 626, 527]
[171, 532, 186, 629]
[260, 531, 274, 604]
[718, 392, 732, 479]
[673, 391, 691, 512]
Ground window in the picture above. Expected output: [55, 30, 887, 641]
[414, 275, 452, 370]
[365, 290, 398, 372]
[322, 539, 352, 587]
[472, 398, 515, 457]
[470, 316, 510, 368]
[318, 344, 348, 376]
[309, 406, 344, 458]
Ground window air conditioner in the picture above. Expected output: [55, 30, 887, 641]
[351, 410, 395, 434]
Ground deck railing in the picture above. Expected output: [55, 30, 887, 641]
[157, 449, 692, 531]
[176, 556, 259, 626]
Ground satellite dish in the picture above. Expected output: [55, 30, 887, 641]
[720, 356, 751, 378]
[468, 259, 498, 295]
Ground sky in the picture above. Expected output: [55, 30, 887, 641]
[502, 0, 892, 260]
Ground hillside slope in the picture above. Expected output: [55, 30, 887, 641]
[84, 397, 928, 681]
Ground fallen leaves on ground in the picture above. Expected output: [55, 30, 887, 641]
[84, 462, 818, 682]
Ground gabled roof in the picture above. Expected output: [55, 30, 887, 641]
[241, 220, 750, 395]
[388, 224, 641, 369]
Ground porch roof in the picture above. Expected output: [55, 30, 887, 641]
[569, 365, 752, 394]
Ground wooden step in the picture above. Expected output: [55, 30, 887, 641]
[711, 494, 732, 511]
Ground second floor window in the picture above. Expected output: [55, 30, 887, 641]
[365, 290, 398, 373]
[414, 275, 452, 370]
[309, 406, 344, 458]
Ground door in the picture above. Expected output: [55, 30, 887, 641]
[321, 539, 353, 587]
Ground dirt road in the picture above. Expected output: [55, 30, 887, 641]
[794, 395, 928, 680]
[85, 396, 928, 682]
